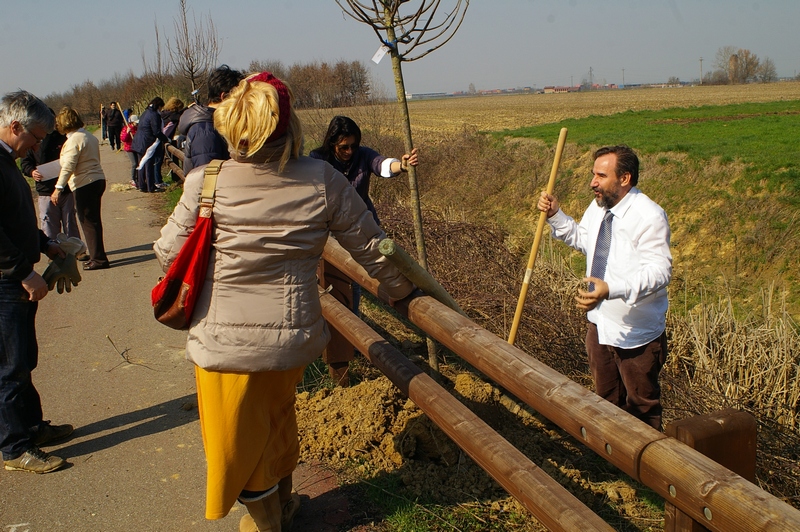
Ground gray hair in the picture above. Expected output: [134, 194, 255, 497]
[0, 90, 55, 132]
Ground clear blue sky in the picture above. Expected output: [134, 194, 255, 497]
[2, 0, 798, 99]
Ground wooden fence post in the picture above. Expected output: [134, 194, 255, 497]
[664, 408, 757, 532]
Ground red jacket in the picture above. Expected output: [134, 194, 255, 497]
[120, 123, 137, 152]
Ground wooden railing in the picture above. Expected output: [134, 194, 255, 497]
[164, 144, 185, 183]
[321, 237, 800, 531]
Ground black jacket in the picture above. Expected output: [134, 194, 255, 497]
[131, 106, 168, 154]
[0, 147, 49, 280]
[105, 107, 124, 128]
[20, 130, 70, 195]
[177, 104, 229, 175]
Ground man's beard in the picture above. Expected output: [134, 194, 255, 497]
[594, 188, 619, 209]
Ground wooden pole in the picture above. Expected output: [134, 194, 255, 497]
[507, 127, 568, 345]
[319, 291, 614, 532]
[321, 239, 800, 531]
[663, 409, 757, 531]
[378, 238, 466, 316]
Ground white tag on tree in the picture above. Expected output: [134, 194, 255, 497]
[372, 45, 390, 64]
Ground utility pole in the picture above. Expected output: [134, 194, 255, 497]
[589, 67, 593, 89]
[699, 57, 703, 85]
[622, 68, 625, 87]
[570, 75, 573, 87]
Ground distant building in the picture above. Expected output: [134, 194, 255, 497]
[543, 86, 579, 94]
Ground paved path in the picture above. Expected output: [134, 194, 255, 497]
[0, 134, 349, 531]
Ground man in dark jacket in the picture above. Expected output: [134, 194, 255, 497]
[105, 102, 124, 151]
[20, 121, 81, 242]
[177, 64, 244, 175]
[0, 90, 73, 474]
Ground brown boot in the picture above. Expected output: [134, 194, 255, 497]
[240, 490, 281, 532]
[328, 361, 350, 387]
[278, 474, 300, 530]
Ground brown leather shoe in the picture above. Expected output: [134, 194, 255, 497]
[33, 421, 74, 446]
[4, 447, 65, 474]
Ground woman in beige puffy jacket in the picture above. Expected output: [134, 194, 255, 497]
[154, 72, 414, 531]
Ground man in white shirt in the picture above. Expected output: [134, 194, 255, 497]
[537, 145, 672, 429]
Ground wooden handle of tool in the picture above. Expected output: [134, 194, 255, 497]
[508, 127, 568, 345]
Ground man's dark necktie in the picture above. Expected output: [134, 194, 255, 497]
[589, 211, 613, 291]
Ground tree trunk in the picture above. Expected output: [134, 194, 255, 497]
[385, 20, 438, 378]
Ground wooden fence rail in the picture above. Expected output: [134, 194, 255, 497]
[321, 237, 800, 531]
[165, 144, 185, 183]
[320, 291, 614, 531]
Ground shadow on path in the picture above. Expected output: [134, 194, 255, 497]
[53, 394, 198, 459]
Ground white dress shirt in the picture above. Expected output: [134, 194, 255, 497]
[547, 187, 672, 348]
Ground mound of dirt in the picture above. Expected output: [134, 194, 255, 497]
[297, 373, 518, 506]
[296, 369, 658, 529]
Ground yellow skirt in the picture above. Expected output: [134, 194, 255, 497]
[195, 365, 305, 520]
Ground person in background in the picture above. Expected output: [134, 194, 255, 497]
[537, 145, 672, 430]
[0, 90, 73, 475]
[120, 114, 139, 189]
[52, 107, 109, 271]
[100, 104, 107, 145]
[104, 102, 124, 152]
[131, 97, 169, 193]
[20, 109, 82, 245]
[155, 72, 414, 531]
[160, 97, 185, 142]
[177, 64, 244, 175]
[309, 115, 419, 386]
[155, 97, 185, 190]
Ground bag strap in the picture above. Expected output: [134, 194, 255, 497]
[199, 159, 223, 219]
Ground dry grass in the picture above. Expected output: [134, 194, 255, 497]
[403, 82, 800, 136]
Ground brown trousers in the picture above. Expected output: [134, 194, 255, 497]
[585, 322, 667, 430]
[317, 259, 356, 366]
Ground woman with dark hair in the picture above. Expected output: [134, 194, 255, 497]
[131, 96, 169, 193]
[154, 73, 414, 531]
[309, 115, 417, 225]
[309, 116, 419, 385]
[51, 107, 108, 270]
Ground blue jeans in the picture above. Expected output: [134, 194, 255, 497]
[0, 279, 43, 459]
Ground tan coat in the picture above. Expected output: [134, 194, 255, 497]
[154, 151, 414, 372]
[56, 128, 105, 190]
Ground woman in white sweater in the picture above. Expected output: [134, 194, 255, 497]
[51, 107, 108, 270]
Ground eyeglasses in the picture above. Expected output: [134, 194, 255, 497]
[25, 128, 46, 144]
[335, 142, 359, 152]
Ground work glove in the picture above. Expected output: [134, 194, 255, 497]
[42, 253, 82, 293]
[42, 234, 86, 294]
[54, 233, 86, 256]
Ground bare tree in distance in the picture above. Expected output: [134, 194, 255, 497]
[758, 57, 778, 83]
[167, 0, 220, 95]
[141, 21, 171, 100]
[714, 45, 737, 84]
[713, 45, 765, 84]
[248, 60, 288, 80]
[734, 49, 761, 83]
[336, 0, 470, 377]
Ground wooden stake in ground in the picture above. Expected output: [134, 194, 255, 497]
[508, 127, 568, 345]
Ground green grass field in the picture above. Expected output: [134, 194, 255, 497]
[501, 101, 800, 201]
[493, 100, 800, 317]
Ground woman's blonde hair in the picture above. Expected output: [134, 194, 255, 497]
[55, 106, 83, 134]
[163, 97, 185, 113]
[214, 75, 302, 172]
